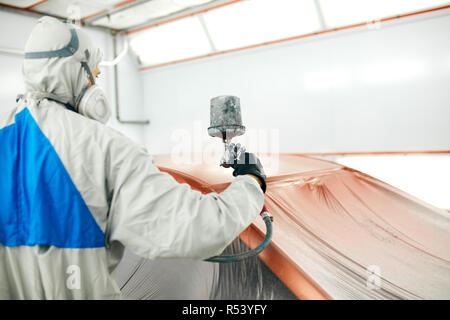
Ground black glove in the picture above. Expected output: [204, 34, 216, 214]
[231, 152, 267, 193]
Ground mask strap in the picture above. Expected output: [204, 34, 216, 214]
[74, 84, 90, 112]
[76, 49, 96, 112]
[24, 27, 79, 59]
[81, 61, 95, 86]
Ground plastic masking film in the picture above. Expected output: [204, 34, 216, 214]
[114, 154, 449, 300]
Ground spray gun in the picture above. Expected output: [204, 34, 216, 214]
[207, 96, 247, 168]
[204, 96, 273, 263]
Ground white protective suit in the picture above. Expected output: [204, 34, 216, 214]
[0, 17, 264, 299]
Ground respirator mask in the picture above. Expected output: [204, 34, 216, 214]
[76, 78, 111, 124]
[77, 84, 111, 124]
[74, 41, 111, 124]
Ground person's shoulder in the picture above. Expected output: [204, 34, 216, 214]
[36, 100, 150, 159]
[62, 106, 149, 155]
[54, 104, 131, 141]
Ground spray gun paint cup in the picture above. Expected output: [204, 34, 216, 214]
[208, 95, 246, 167]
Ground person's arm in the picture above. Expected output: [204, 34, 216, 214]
[105, 135, 264, 260]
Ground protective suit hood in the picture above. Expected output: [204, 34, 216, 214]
[22, 16, 103, 109]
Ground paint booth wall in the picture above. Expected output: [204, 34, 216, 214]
[139, 11, 450, 155]
[0, 10, 146, 145]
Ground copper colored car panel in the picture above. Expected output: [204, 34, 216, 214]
[154, 154, 450, 300]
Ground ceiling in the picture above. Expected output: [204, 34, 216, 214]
[1, 0, 449, 69]
[0, 0, 218, 30]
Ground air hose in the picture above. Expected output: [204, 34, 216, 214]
[204, 208, 273, 263]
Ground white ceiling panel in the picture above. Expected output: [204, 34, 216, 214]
[33, 0, 107, 19]
[319, 0, 450, 28]
[93, 0, 214, 30]
[129, 16, 212, 65]
[203, 0, 321, 51]
[88, 0, 127, 7]
[0, 0, 43, 8]
[172, 0, 215, 5]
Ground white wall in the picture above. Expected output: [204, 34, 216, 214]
[110, 37, 147, 145]
[0, 11, 37, 112]
[0, 10, 147, 145]
[139, 11, 450, 155]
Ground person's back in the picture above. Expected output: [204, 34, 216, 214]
[0, 17, 265, 299]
